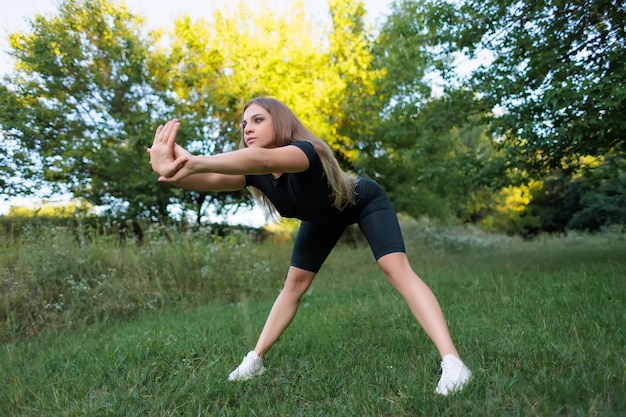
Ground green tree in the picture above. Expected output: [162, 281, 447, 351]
[527, 156, 626, 232]
[154, 0, 340, 223]
[0, 0, 175, 220]
[358, 0, 495, 219]
[325, 0, 383, 166]
[159, 0, 381, 204]
[434, 0, 626, 174]
[370, 0, 626, 230]
[195, 0, 378, 159]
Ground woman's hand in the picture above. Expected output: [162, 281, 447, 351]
[148, 119, 189, 178]
[157, 144, 197, 183]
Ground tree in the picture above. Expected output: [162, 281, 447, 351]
[0, 0, 175, 220]
[357, 0, 495, 219]
[325, 0, 384, 167]
[527, 155, 626, 232]
[1, 0, 389, 224]
[365, 0, 626, 230]
[161, 0, 382, 187]
[153, 0, 343, 223]
[434, 0, 626, 174]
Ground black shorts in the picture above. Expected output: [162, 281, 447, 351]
[290, 177, 406, 273]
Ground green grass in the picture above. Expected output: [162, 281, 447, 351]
[1, 226, 625, 416]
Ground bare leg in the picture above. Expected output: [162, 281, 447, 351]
[377, 252, 460, 360]
[253, 266, 316, 358]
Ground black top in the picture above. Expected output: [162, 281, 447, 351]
[245, 141, 341, 222]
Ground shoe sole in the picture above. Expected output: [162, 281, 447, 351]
[435, 374, 472, 395]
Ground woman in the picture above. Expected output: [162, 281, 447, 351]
[148, 97, 471, 395]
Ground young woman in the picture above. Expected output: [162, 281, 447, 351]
[148, 97, 472, 395]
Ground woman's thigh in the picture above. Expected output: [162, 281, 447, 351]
[290, 221, 346, 273]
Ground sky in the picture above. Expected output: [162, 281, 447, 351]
[0, 0, 392, 223]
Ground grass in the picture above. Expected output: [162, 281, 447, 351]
[1, 223, 625, 416]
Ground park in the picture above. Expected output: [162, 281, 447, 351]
[1, 0, 624, 415]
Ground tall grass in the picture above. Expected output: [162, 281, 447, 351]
[1, 221, 624, 416]
[0, 223, 287, 342]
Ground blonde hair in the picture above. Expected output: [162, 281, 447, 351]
[240, 97, 357, 220]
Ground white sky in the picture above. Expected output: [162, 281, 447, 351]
[0, 0, 392, 223]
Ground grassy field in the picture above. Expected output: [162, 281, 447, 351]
[1, 223, 625, 416]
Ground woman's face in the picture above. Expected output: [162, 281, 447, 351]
[242, 103, 276, 148]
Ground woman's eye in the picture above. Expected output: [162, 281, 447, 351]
[255, 117, 264, 123]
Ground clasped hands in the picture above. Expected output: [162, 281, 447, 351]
[147, 119, 193, 182]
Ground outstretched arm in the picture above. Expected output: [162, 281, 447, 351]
[155, 121, 310, 184]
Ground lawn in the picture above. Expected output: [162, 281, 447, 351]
[1, 226, 624, 416]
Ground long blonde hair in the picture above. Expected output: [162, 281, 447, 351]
[240, 97, 357, 220]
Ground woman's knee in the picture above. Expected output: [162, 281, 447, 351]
[378, 252, 411, 274]
[283, 266, 316, 296]
[377, 252, 416, 287]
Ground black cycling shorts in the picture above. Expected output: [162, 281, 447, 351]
[290, 177, 406, 273]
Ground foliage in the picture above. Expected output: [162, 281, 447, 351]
[354, 0, 498, 220]
[477, 155, 626, 235]
[373, 0, 626, 230]
[325, 0, 384, 166]
[164, 0, 379, 164]
[360, 88, 494, 220]
[0, 0, 177, 220]
[7, 201, 93, 218]
[1, 0, 383, 224]
[527, 156, 626, 233]
[477, 181, 542, 235]
[429, 0, 626, 174]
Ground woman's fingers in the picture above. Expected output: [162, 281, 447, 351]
[157, 156, 188, 180]
[159, 121, 171, 144]
[174, 143, 192, 159]
[172, 155, 188, 167]
[165, 119, 180, 147]
[158, 158, 189, 182]
[153, 119, 180, 147]
[153, 125, 163, 145]
[158, 172, 178, 182]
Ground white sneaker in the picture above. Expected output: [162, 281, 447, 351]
[435, 355, 472, 395]
[228, 351, 266, 381]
